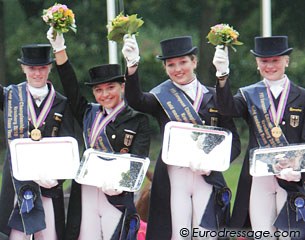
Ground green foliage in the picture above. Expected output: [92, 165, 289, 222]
[107, 12, 144, 43]
[3, 0, 305, 97]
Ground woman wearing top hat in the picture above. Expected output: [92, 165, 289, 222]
[121, 35, 241, 239]
[46, 28, 150, 240]
[0, 44, 76, 240]
[214, 36, 305, 239]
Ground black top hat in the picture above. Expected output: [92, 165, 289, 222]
[85, 64, 125, 86]
[17, 44, 55, 66]
[250, 36, 293, 58]
[156, 36, 198, 60]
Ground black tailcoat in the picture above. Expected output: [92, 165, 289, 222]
[56, 61, 151, 240]
[216, 79, 305, 238]
[125, 69, 241, 240]
[0, 82, 76, 240]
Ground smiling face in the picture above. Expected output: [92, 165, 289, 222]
[22, 64, 52, 88]
[92, 82, 125, 109]
[256, 55, 289, 81]
[164, 55, 197, 85]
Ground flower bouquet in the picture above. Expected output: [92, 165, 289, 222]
[107, 12, 144, 43]
[42, 3, 77, 38]
[206, 23, 243, 52]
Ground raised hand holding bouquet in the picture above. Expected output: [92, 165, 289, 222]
[42, 3, 77, 39]
[209, 24, 243, 77]
[107, 12, 144, 44]
[207, 23, 243, 52]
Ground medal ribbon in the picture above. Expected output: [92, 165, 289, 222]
[89, 100, 125, 148]
[193, 83, 204, 112]
[265, 77, 290, 127]
[27, 83, 56, 129]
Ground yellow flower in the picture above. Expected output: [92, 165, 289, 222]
[118, 16, 129, 22]
[64, 9, 74, 18]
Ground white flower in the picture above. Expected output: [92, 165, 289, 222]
[42, 15, 49, 22]
[47, 11, 53, 20]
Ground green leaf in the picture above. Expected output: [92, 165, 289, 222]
[207, 32, 222, 45]
[233, 41, 243, 46]
[107, 27, 127, 43]
[107, 13, 144, 43]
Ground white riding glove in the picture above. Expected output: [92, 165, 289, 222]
[101, 181, 123, 196]
[189, 159, 211, 176]
[122, 34, 140, 67]
[47, 27, 66, 53]
[34, 178, 58, 189]
[277, 168, 301, 182]
[213, 45, 230, 77]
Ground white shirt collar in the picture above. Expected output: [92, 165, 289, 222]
[264, 75, 287, 88]
[173, 78, 198, 100]
[27, 84, 49, 106]
[264, 75, 287, 99]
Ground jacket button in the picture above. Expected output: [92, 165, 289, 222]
[112, 134, 116, 139]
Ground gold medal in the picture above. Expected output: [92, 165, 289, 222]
[271, 126, 282, 138]
[31, 128, 42, 141]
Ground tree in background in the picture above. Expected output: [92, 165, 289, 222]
[2, 0, 305, 161]
[0, 0, 5, 85]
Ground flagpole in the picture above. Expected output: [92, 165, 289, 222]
[262, 0, 272, 36]
[107, 0, 118, 64]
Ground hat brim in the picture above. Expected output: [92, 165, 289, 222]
[85, 75, 125, 86]
[156, 47, 198, 60]
[17, 58, 55, 66]
[250, 48, 293, 58]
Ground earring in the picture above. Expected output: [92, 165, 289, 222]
[286, 64, 288, 67]
[257, 67, 260, 70]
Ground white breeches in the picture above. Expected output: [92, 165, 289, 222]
[78, 185, 122, 240]
[10, 196, 57, 240]
[168, 166, 215, 240]
[250, 176, 290, 240]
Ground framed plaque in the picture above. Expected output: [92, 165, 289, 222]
[250, 144, 305, 177]
[162, 121, 232, 171]
[75, 149, 150, 192]
[9, 137, 80, 181]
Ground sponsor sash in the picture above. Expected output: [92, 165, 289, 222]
[4, 82, 46, 234]
[4, 82, 28, 141]
[83, 101, 125, 152]
[240, 81, 289, 147]
[150, 80, 204, 124]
